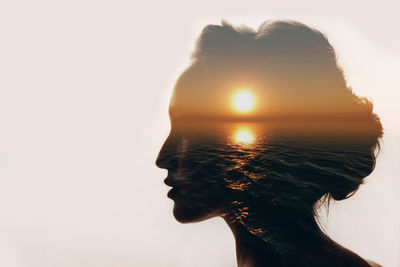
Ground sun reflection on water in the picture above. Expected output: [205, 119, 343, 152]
[233, 127, 255, 146]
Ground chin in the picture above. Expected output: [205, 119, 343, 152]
[172, 202, 218, 223]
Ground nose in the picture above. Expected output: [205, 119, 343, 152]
[155, 133, 179, 171]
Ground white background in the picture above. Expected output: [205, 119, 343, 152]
[0, 0, 399, 266]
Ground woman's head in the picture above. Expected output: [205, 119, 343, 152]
[156, 20, 383, 225]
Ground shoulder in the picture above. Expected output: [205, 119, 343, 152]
[328, 242, 377, 267]
[366, 260, 382, 267]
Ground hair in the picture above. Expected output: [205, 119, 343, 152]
[189, 20, 383, 203]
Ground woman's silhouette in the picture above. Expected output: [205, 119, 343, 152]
[156, 20, 383, 267]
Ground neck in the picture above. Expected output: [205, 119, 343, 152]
[222, 206, 335, 267]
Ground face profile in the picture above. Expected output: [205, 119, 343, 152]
[156, 20, 383, 267]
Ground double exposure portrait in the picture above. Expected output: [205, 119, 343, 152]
[156, 21, 383, 267]
[3, 1, 398, 266]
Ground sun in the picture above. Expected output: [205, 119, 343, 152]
[233, 91, 255, 113]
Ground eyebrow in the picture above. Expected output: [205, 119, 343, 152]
[168, 107, 182, 121]
[168, 107, 175, 117]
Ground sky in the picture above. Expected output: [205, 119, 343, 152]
[0, 0, 399, 266]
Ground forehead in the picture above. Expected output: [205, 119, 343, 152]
[169, 65, 216, 120]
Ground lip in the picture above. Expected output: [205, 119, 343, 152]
[164, 173, 188, 199]
[167, 187, 179, 199]
[164, 175, 179, 199]
[164, 174, 186, 187]
[164, 176, 174, 187]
